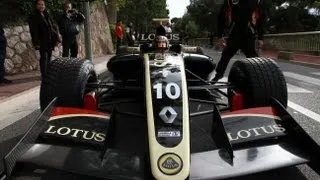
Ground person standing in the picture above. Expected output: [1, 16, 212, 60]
[126, 22, 135, 46]
[212, 0, 266, 82]
[164, 22, 172, 34]
[58, 2, 85, 58]
[115, 20, 124, 50]
[0, 24, 12, 84]
[29, 0, 60, 78]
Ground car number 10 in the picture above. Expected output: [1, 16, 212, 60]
[153, 83, 181, 100]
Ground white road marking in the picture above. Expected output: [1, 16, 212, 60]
[288, 101, 320, 123]
[286, 84, 312, 93]
[284, 72, 320, 86]
[311, 72, 320, 76]
[218, 81, 312, 94]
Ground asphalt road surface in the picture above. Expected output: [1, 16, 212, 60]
[0, 49, 320, 179]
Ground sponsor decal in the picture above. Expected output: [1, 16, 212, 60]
[44, 125, 106, 142]
[158, 131, 181, 138]
[155, 53, 165, 60]
[158, 153, 183, 175]
[138, 33, 180, 41]
[227, 124, 286, 142]
[151, 61, 169, 67]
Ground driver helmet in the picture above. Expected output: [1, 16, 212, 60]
[154, 35, 169, 50]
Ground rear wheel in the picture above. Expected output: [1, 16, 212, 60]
[40, 58, 97, 111]
[228, 57, 288, 108]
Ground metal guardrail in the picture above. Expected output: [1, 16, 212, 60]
[187, 31, 320, 55]
[264, 31, 320, 55]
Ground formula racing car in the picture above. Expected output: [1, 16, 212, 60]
[2, 34, 320, 180]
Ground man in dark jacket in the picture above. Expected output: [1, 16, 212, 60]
[212, 0, 266, 81]
[58, 2, 85, 58]
[29, 0, 60, 78]
[0, 24, 12, 84]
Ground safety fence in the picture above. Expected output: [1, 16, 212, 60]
[186, 31, 320, 55]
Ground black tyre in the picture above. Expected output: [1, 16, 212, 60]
[228, 57, 288, 108]
[40, 58, 98, 111]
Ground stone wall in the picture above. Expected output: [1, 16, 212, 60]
[3, 2, 114, 75]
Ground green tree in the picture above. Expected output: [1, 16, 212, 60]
[185, 20, 200, 38]
[185, 0, 320, 35]
[267, 1, 320, 33]
[184, 0, 224, 37]
[0, 0, 104, 25]
[116, 0, 169, 33]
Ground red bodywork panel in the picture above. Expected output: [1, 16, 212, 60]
[230, 92, 245, 111]
[222, 106, 279, 117]
[51, 107, 108, 117]
[84, 92, 97, 111]
[51, 92, 99, 117]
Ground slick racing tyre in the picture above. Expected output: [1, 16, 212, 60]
[228, 57, 288, 108]
[40, 58, 97, 111]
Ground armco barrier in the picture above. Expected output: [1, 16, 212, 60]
[187, 31, 320, 55]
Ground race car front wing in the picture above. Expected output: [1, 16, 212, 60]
[2, 97, 320, 180]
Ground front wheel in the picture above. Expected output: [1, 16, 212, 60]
[228, 57, 288, 108]
[40, 58, 98, 111]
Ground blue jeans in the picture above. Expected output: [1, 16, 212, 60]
[0, 53, 5, 81]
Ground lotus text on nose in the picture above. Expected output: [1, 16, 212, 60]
[227, 124, 286, 141]
[44, 125, 106, 142]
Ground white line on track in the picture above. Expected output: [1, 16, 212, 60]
[286, 84, 312, 93]
[288, 101, 320, 123]
[219, 82, 312, 94]
[284, 72, 320, 86]
[311, 72, 320, 76]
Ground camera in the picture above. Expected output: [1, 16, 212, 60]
[68, 9, 76, 14]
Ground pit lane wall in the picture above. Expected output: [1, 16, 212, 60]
[2, 2, 114, 75]
[186, 31, 320, 56]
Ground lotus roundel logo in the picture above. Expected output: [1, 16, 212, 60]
[158, 153, 183, 175]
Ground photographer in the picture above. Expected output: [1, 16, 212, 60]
[58, 2, 85, 58]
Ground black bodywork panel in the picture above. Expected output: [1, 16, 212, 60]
[2, 49, 320, 179]
[3, 97, 320, 180]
